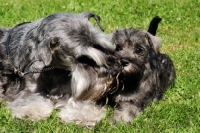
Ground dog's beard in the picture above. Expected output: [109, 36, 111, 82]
[58, 55, 121, 127]
[119, 58, 145, 80]
[40, 14, 121, 102]
[71, 55, 121, 102]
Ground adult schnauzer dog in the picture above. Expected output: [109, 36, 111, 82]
[106, 16, 176, 122]
[0, 12, 120, 126]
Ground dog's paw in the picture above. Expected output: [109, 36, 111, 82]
[113, 103, 141, 123]
[7, 93, 53, 121]
[59, 98, 106, 127]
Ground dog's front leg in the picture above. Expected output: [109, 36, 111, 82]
[113, 101, 141, 123]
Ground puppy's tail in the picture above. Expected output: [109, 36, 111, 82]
[147, 16, 162, 36]
[81, 12, 105, 32]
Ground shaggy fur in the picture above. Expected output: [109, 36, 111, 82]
[0, 14, 175, 126]
[106, 17, 176, 122]
[0, 12, 121, 126]
[59, 98, 106, 127]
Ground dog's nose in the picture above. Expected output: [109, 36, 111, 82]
[121, 59, 129, 66]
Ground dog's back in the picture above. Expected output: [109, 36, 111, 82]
[153, 53, 176, 101]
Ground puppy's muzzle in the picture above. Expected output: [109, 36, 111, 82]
[121, 59, 129, 67]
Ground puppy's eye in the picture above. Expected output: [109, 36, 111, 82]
[135, 47, 143, 54]
[116, 45, 122, 51]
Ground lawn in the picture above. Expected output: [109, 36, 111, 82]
[0, 0, 200, 132]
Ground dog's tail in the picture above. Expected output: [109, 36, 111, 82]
[147, 16, 162, 36]
[81, 12, 105, 32]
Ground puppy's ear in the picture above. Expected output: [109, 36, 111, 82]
[147, 32, 162, 53]
[82, 12, 104, 32]
[50, 37, 60, 50]
[148, 16, 162, 36]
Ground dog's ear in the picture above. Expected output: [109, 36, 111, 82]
[146, 32, 161, 70]
[81, 12, 104, 32]
[36, 38, 55, 66]
[50, 37, 60, 50]
[147, 32, 162, 53]
[146, 16, 162, 53]
[37, 37, 61, 66]
[148, 16, 162, 36]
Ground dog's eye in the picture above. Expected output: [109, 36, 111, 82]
[135, 47, 143, 54]
[116, 45, 122, 51]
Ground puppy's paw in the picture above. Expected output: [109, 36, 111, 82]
[113, 103, 141, 123]
[59, 98, 106, 127]
[7, 93, 53, 121]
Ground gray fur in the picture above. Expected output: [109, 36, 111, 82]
[107, 28, 176, 123]
[0, 13, 176, 127]
[0, 12, 121, 126]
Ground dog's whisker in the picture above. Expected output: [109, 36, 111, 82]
[112, 72, 121, 93]
[120, 80, 125, 91]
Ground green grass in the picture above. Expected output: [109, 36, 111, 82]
[0, 0, 200, 132]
